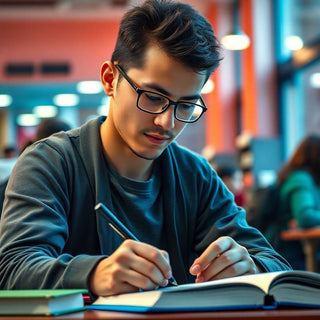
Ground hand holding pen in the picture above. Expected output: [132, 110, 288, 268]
[95, 203, 177, 294]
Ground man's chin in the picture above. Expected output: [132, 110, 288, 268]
[129, 146, 165, 161]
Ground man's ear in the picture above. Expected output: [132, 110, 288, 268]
[100, 61, 117, 96]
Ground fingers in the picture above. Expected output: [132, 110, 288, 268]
[89, 240, 173, 296]
[131, 242, 173, 282]
[190, 236, 233, 275]
[129, 246, 171, 287]
[190, 236, 258, 283]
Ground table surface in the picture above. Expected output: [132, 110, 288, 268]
[281, 227, 320, 241]
[2, 308, 320, 320]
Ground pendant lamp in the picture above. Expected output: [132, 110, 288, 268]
[221, 0, 250, 51]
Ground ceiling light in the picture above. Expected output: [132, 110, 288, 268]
[0, 94, 13, 107]
[201, 79, 215, 94]
[33, 105, 58, 118]
[285, 36, 304, 51]
[221, 32, 250, 51]
[310, 73, 320, 88]
[16, 114, 40, 127]
[221, 0, 250, 51]
[53, 94, 79, 107]
[97, 104, 110, 116]
[77, 81, 103, 94]
[97, 96, 110, 116]
[101, 96, 110, 104]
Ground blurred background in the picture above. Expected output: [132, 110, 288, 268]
[0, 0, 320, 189]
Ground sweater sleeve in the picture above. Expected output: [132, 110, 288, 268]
[0, 138, 104, 290]
[165, 144, 292, 274]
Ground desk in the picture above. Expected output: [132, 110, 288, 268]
[2, 309, 320, 320]
[281, 227, 320, 272]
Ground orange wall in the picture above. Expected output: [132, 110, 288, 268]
[241, 0, 259, 135]
[205, 0, 278, 153]
[205, 2, 238, 153]
[205, 2, 224, 152]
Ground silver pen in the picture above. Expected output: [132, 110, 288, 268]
[95, 202, 178, 286]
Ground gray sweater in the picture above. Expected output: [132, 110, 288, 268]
[0, 117, 291, 291]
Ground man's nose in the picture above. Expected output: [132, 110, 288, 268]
[153, 105, 175, 130]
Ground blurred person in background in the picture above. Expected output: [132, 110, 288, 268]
[267, 135, 320, 269]
[216, 165, 246, 208]
[35, 118, 72, 142]
[2, 146, 18, 159]
[0, 146, 19, 183]
[201, 145, 216, 169]
[0, 147, 17, 183]
[0, 117, 71, 215]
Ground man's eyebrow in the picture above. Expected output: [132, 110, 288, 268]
[144, 83, 201, 101]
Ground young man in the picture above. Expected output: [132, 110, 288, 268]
[0, 0, 290, 297]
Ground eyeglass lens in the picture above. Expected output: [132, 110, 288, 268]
[138, 91, 203, 122]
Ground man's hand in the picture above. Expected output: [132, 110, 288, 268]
[89, 239, 173, 296]
[189, 236, 260, 283]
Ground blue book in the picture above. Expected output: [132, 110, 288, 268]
[88, 271, 320, 313]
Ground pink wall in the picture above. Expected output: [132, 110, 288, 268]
[0, 18, 120, 82]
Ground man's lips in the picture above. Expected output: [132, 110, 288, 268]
[145, 133, 170, 145]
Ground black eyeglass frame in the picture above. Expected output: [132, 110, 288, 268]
[115, 64, 207, 123]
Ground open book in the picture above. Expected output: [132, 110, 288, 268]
[89, 271, 320, 312]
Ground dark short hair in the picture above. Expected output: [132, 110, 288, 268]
[111, 0, 222, 80]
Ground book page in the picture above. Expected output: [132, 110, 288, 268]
[158, 271, 285, 295]
[94, 290, 163, 307]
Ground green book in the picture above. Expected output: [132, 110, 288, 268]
[0, 289, 88, 316]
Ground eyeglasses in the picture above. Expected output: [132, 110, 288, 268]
[115, 64, 207, 123]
